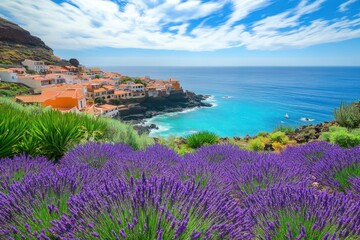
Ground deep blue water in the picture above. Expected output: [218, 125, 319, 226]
[102, 67, 360, 137]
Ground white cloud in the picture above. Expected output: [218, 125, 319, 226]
[1, 0, 360, 51]
[339, 0, 358, 12]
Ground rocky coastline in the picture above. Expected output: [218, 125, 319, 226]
[117, 90, 212, 134]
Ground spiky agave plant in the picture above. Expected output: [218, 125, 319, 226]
[244, 186, 360, 239]
[51, 174, 254, 239]
[0, 107, 28, 158]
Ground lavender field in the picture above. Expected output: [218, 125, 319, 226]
[1, 142, 360, 239]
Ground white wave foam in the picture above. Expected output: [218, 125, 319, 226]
[164, 107, 200, 117]
[300, 117, 315, 122]
[203, 95, 218, 107]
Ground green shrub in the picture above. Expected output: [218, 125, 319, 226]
[329, 126, 348, 133]
[329, 131, 360, 148]
[186, 131, 219, 149]
[334, 101, 360, 129]
[178, 144, 194, 156]
[248, 137, 265, 152]
[273, 125, 294, 133]
[321, 126, 360, 148]
[269, 131, 289, 144]
[158, 135, 180, 152]
[257, 131, 268, 137]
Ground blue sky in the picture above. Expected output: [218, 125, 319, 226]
[1, 0, 360, 66]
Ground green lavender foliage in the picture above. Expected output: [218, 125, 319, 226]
[333, 164, 360, 192]
[334, 101, 360, 129]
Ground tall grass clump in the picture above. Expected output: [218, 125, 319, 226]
[273, 125, 294, 133]
[100, 117, 154, 150]
[334, 101, 360, 129]
[186, 131, 219, 149]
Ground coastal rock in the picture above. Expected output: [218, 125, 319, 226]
[120, 91, 212, 122]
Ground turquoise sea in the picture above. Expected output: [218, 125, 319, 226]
[102, 67, 360, 137]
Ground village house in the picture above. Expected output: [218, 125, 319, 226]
[145, 85, 159, 98]
[22, 59, 49, 73]
[113, 90, 132, 100]
[89, 67, 103, 78]
[94, 104, 119, 117]
[15, 88, 86, 112]
[0, 68, 19, 83]
[16, 74, 67, 90]
[118, 82, 145, 98]
[168, 78, 182, 91]
[103, 72, 122, 81]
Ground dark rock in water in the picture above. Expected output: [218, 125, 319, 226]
[133, 123, 159, 135]
[120, 90, 212, 122]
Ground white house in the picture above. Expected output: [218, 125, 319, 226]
[22, 59, 49, 73]
[95, 104, 119, 117]
[0, 69, 18, 82]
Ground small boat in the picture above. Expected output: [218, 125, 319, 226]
[223, 96, 229, 99]
[284, 113, 289, 119]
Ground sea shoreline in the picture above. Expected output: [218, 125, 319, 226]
[116, 91, 213, 134]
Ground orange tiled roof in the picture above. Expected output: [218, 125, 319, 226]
[114, 90, 128, 95]
[94, 88, 106, 93]
[96, 104, 118, 110]
[15, 95, 50, 103]
[16, 88, 84, 103]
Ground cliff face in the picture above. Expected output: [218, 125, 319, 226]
[0, 17, 55, 65]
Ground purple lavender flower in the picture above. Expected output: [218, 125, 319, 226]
[0, 164, 108, 239]
[103, 144, 181, 179]
[312, 145, 360, 192]
[0, 154, 53, 192]
[60, 142, 133, 168]
[51, 175, 253, 239]
[244, 186, 360, 239]
[223, 152, 310, 196]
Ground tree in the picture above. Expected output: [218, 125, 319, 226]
[95, 97, 106, 104]
[69, 58, 80, 67]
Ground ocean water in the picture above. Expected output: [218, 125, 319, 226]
[102, 67, 360, 137]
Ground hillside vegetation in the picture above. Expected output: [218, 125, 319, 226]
[0, 17, 54, 64]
